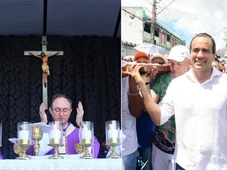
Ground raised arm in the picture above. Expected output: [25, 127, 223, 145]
[131, 63, 161, 125]
[128, 63, 156, 118]
[128, 76, 143, 118]
[122, 62, 143, 117]
[150, 89, 159, 103]
[39, 103, 48, 124]
[76, 101, 84, 126]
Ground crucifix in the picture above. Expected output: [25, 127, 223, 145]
[24, 35, 64, 108]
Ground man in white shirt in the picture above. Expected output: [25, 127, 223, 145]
[152, 45, 190, 170]
[131, 33, 227, 170]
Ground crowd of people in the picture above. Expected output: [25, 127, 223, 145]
[122, 33, 227, 170]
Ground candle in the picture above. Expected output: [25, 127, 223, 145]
[50, 129, 61, 140]
[82, 126, 92, 140]
[108, 129, 118, 139]
[18, 130, 29, 140]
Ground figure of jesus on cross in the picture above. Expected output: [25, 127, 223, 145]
[24, 35, 63, 109]
[29, 51, 59, 87]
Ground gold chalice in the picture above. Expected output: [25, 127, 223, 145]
[31, 126, 43, 156]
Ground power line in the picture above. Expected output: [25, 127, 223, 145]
[122, 7, 185, 42]
[158, 3, 184, 37]
[157, 17, 181, 37]
[121, 8, 144, 21]
[143, 3, 183, 37]
[161, 8, 227, 21]
[157, 0, 175, 15]
[158, 1, 192, 39]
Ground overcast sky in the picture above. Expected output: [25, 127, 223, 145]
[122, 0, 227, 50]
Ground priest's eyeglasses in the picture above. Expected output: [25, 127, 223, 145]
[52, 108, 69, 113]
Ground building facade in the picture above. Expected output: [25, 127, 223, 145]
[122, 7, 186, 57]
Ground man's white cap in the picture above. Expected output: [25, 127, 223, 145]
[167, 45, 190, 62]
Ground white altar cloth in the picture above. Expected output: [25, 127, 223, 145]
[0, 155, 122, 170]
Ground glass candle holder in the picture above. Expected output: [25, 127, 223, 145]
[17, 121, 31, 145]
[79, 121, 94, 145]
[49, 121, 63, 145]
[105, 120, 120, 158]
[48, 121, 64, 159]
[16, 121, 31, 160]
[79, 121, 94, 159]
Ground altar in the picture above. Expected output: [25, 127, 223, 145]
[0, 155, 123, 170]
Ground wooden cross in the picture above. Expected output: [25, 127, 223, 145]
[24, 35, 64, 108]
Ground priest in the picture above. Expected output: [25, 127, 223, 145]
[27, 94, 100, 157]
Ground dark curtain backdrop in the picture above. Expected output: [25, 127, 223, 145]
[0, 35, 121, 159]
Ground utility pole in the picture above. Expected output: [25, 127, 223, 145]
[150, 0, 157, 44]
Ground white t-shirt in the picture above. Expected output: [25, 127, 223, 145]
[159, 68, 227, 170]
[121, 60, 138, 156]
